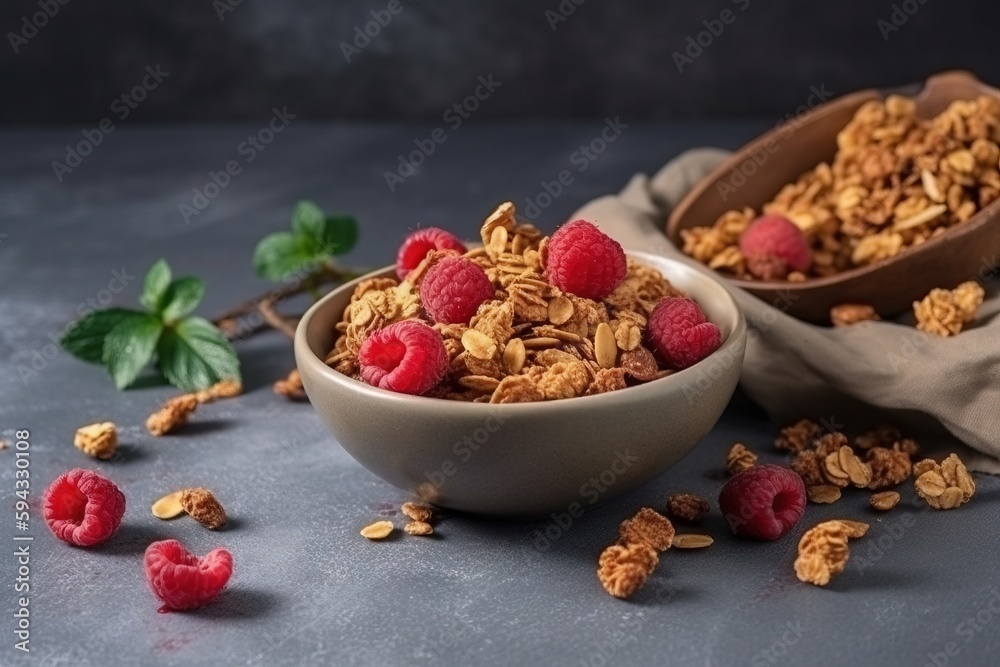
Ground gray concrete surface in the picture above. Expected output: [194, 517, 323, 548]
[1, 123, 998, 666]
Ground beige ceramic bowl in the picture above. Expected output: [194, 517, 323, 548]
[295, 251, 747, 517]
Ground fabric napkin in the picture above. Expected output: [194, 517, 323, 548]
[571, 148, 1000, 473]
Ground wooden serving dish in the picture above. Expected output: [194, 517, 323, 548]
[667, 71, 1000, 323]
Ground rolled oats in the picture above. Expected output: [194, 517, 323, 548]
[671, 534, 714, 549]
[404, 521, 434, 536]
[914, 453, 975, 509]
[870, 491, 900, 511]
[807, 485, 842, 504]
[401, 502, 433, 522]
[830, 303, 880, 327]
[594, 323, 618, 369]
[360, 520, 394, 540]
[151, 491, 186, 520]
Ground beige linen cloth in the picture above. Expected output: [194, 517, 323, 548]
[570, 149, 1000, 473]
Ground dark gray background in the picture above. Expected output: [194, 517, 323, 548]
[3, 0, 999, 124]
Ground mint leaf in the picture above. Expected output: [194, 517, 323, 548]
[157, 316, 241, 391]
[140, 260, 172, 312]
[102, 313, 164, 389]
[60, 308, 139, 364]
[320, 215, 358, 256]
[161, 277, 205, 323]
[253, 231, 314, 281]
[290, 200, 326, 239]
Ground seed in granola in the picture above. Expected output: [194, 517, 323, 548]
[73, 422, 118, 460]
[501, 338, 526, 374]
[404, 521, 434, 536]
[401, 502, 433, 523]
[521, 336, 563, 350]
[665, 493, 710, 523]
[830, 304, 879, 327]
[151, 491, 186, 520]
[597, 542, 658, 599]
[671, 534, 714, 549]
[870, 491, 900, 511]
[462, 329, 497, 359]
[807, 485, 842, 504]
[594, 323, 618, 369]
[360, 520, 394, 540]
[547, 296, 574, 325]
[180, 488, 227, 530]
[725, 442, 757, 476]
[617, 507, 675, 552]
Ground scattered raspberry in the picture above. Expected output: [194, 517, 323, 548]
[647, 297, 721, 369]
[43, 469, 126, 547]
[544, 220, 627, 300]
[419, 256, 494, 325]
[719, 464, 806, 541]
[396, 227, 467, 280]
[358, 320, 449, 395]
[144, 539, 233, 611]
[739, 214, 812, 280]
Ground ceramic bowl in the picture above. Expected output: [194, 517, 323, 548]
[295, 251, 747, 517]
[667, 70, 1000, 324]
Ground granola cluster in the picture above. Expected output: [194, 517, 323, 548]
[682, 94, 1000, 279]
[73, 422, 118, 460]
[913, 281, 985, 336]
[794, 519, 869, 586]
[326, 203, 686, 402]
[913, 453, 976, 509]
[597, 507, 674, 599]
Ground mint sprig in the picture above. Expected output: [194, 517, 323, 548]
[61, 260, 241, 391]
[253, 200, 357, 281]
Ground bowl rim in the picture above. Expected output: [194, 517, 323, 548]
[294, 250, 748, 413]
[666, 69, 1000, 293]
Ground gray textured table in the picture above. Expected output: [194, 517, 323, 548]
[2, 124, 998, 667]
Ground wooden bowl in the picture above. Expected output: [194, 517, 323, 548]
[667, 70, 1000, 324]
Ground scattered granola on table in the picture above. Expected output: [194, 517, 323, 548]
[180, 488, 228, 530]
[913, 453, 976, 509]
[597, 507, 674, 599]
[665, 493, 710, 523]
[913, 281, 985, 336]
[195, 379, 243, 404]
[870, 491, 901, 511]
[273, 369, 308, 401]
[325, 202, 723, 401]
[725, 442, 757, 475]
[794, 520, 869, 586]
[146, 394, 198, 436]
[830, 304, 880, 327]
[73, 422, 118, 460]
[360, 520, 394, 540]
[682, 94, 1000, 280]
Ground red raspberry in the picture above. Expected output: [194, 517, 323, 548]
[544, 220, 627, 300]
[396, 227, 467, 280]
[739, 214, 812, 280]
[358, 320, 448, 395]
[43, 468, 126, 547]
[719, 465, 806, 541]
[144, 539, 233, 611]
[647, 297, 721, 370]
[419, 256, 494, 324]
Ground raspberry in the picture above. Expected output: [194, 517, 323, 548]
[647, 297, 721, 369]
[396, 227, 467, 280]
[718, 465, 806, 541]
[358, 320, 448, 395]
[419, 256, 494, 324]
[739, 214, 812, 280]
[42, 469, 126, 547]
[144, 539, 233, 611]
[544, 220, 627, 300]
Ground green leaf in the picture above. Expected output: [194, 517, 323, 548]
[253, 231, 314, 281]
[161, 277, 205, 323]
[101, 313, 164, 389]
[60, 308, 140, 364]
[320, 215, 358, 256]
[140, 260, 172, 312]
[157, 316, 241, 391]
[290, 200, 326, 239]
